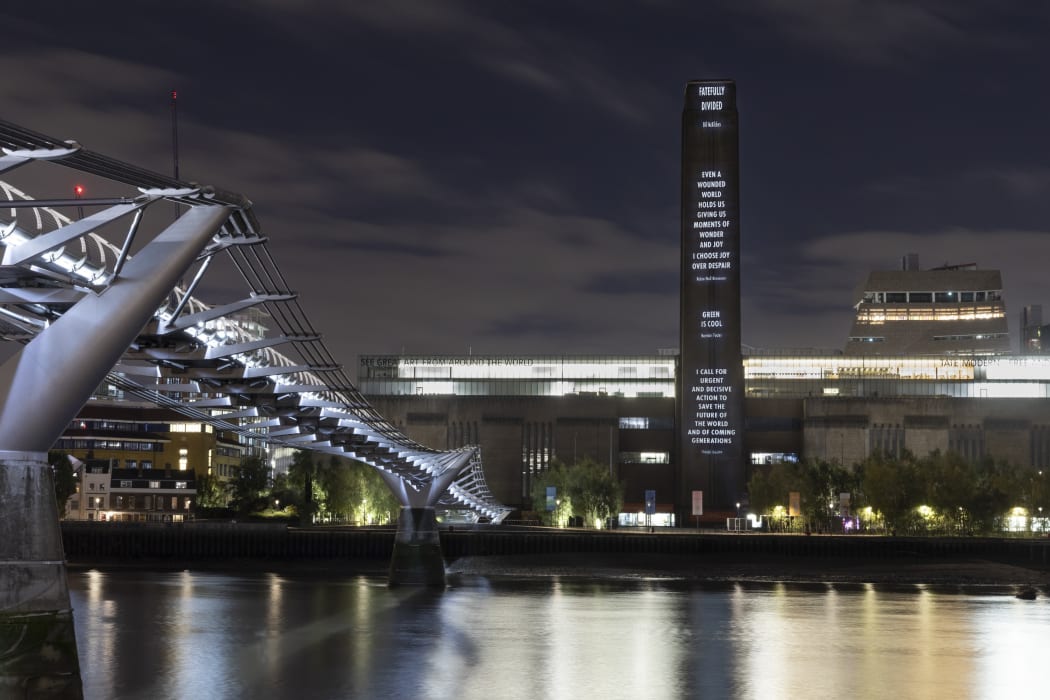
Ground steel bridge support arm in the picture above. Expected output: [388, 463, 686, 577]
[0, 205, 232, 451]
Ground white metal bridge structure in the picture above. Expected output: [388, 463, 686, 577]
[0, 118, 509, 524]
[0, 117, 511, 695]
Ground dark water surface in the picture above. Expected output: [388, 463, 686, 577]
[69, 569, 1050, 700]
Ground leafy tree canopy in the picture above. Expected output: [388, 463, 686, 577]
[530, 457, 623, 528]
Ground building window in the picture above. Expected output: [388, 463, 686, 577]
[149, 481, 160, 489]
[619, 451, 670, 464]
[749, 452, 799, 465]
[618, 417, 674, 430]
[175, 481, 188, 489]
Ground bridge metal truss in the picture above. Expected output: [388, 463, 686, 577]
[0, 119, 510, 523]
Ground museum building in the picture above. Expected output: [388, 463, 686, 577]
[360, 260, 1050, 525]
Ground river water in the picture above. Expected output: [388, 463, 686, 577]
[68, 568, 1049, 700]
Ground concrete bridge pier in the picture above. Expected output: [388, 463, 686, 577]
[0, 451, 81, 699]
[388, 507, 446, 587]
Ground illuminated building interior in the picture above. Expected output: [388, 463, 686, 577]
[360, 353, 1050, 401]
[358, 355, 677, 398]
[845, 259, 1010, 356]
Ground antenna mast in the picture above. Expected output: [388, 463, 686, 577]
[171, 90, 180, 220]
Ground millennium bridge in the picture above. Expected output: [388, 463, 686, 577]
[0, 118, 509, 696]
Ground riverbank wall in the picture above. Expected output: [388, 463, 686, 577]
[59, 522, 1050, 570]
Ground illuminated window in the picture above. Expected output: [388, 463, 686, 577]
[750, 452, 799, 465]
[178, 448, 188, 471]
[619, 451, 670, 464]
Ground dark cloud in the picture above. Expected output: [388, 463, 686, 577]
[484, 313, 591, 339]
[583, 271, 676, 296]
[2, 1, 1050, 366]
[338, 239, 449, 258]
[723, 0, 1043, 64]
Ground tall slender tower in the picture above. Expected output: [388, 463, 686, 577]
[678, 79, 745, 518]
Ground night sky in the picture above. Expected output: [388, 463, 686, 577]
[4, 1, 1050, 371]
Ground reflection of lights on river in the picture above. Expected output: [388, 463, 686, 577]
[83, 570, 118, 691]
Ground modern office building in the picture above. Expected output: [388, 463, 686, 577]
[1021, 305, 1050, 354]
[58, 398, 245, 514]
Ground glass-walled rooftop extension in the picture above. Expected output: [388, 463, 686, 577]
[745, 354, 1050, 398]
[358, 354, 1050, 399]
[358, 355, 675, 397]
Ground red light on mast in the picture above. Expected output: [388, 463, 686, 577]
[171, 90, 177, 100]
[73, 185, 84, 197]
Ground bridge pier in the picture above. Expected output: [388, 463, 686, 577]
[388, 507, 446, 587]
[0, 451, 81, 698]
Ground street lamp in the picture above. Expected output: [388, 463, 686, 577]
[555, 498, 561, 528]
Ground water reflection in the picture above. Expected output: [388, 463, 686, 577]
[68, 571, 1050, 700]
